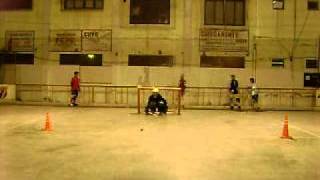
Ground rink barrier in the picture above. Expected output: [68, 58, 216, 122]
[10, 84, 318, 111]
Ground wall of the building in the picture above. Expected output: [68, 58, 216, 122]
[254, 0, 320, 88]
[0, 0, 320, 89]
[0, 1, 50, 85]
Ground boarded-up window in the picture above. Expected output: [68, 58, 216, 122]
[0, 0, 32, 10]
[63, 0, 103, 9]
[128, 55, 173, 66]
[200, 56, 245, 68]
[0, 53, 34, 64]
[308, 0, 319, 10]
[306, 59, 318, 68]
[130, 0, 170, 24]
[60, 54, 102, 66]
[205, 0, 245, 26]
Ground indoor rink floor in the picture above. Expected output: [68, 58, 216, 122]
[0, 105, 320, 180]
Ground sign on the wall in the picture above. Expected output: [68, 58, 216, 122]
[199, 29, 249, 55]
[82, 30, 112, 51]
[49, 30, 82, 52]
[5, 31, 34, 52]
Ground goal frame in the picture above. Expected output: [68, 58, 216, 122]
[137, 86, 182, 115]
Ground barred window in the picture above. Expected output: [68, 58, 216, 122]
[130, 0, 170, 24]
[0, 0, 32, 10]
[63, 0, 103, 9]
[205, 0, 245, 26]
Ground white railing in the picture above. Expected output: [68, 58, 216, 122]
[185, 87, 316, 110]
[13, 84, 318, 110]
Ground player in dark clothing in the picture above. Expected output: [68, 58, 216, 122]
[229, 75, 241, 110]
[230, 75, 239, 94]
[178, 74, 186, 97]
[145, 88, 168, 115]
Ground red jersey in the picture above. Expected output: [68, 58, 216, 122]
[71, 77, 80, 91]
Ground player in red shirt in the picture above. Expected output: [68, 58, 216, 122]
[70, 71, 80, 106]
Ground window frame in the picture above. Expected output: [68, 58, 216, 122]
[59, 54, 103, 66]
[129, 0, 171, 25]
[200, 56, 245, 68]
[305, 58, 319, 69]
[308, 0, 319, 10]
[0, 53, 34, 65]
[204, 0, 246, 26]
[128, 55, 174, 67]
[62, 0, 104, 10]
[304, 73, 320, 87]
[271, 58, 285, 68]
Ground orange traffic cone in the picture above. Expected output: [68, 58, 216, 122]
[42, 112, 52, 132]
[281, 113, 293, 139]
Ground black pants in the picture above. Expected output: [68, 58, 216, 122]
[252, 94, 258, 103]
[145, 101, 168, 114]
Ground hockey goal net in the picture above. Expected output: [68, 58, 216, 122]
[137, 86, 182, 115]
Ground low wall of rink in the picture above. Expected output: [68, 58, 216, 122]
[2, 84, 319, 111]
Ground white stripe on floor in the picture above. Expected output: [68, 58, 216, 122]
[291, 125, 320, 139]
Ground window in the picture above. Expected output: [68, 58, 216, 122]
[128, 55, 173, 66]
[308, 0, 319, 10]
[304, 73, 320, 87]
[0, 53, 34, 64]
[60, 54, 102, 66]
[272, 58, 285, 67]
[63, 0, 103, 9]
[200, 56, 245, 68]
[0, 0, 32, 10]
[272, 0, 284, 10]
[130, 0, 170, 24]
[205, 0, 245, 26]
[306, 59, 318, 68]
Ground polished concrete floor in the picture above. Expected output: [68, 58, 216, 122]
[0, 105, 319, 180]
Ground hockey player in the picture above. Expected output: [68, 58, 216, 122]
[145, 88, 168, 115]
[70, 71, 80, 106]
[229, 75, 241, 110]
[249, 77, 259, 111]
